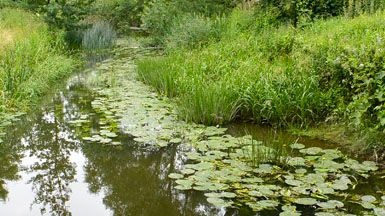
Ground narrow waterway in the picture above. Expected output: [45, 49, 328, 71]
[0, 41, 384, 216]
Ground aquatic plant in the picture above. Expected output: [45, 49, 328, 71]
[170, 140, 381, 215]
[82, 21, 117, 52]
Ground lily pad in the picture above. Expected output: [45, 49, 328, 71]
[248, 200, 279, 211]
[290, 143, 305, 150]
[285, 179, 303, 187]
[180, 168, 195, 175]
[206, 197, 232, 207]
[374, 208, 385, 216]
[318, 200, 344, 209]
[280, 205, 300, 216]
[295, 198, 317, 205]
[300, 147, 323, 155]
[361, 195, 376, 203]
[168, 173, 184, 179]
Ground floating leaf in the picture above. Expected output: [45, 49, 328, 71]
[290, 143, 305, 150]
[374, 208, 385, 216]
[300, 147, 323, 155]
[295, 198, 317, 205]
[361, 195, 376, 203]
[206, 197, 232, 207]
[168, 173, 184, 179]
[318, 200, 344, 209]
[280, 205, 300, 216]
[285, 179, 303, 187]
[287, 157, 306, 166]
[174, 184, 192, 190]
[180, 169, 195, 175]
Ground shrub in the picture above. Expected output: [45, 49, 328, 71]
[140, 0, 239, 46]
[164, 14, 215, 51]
[257, 0, 385, 26]
[93, 0, 147, 33]
[141, 0, 178, 45]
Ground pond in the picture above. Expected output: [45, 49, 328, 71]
[0, 42, 384, 216]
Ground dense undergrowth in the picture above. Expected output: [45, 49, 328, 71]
[0, 8, 76, 114]
[137, 2, 385, 152]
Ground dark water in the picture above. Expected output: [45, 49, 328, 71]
[0, 70, 384, 216]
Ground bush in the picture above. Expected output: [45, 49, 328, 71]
[164, 14, 215, 51]
[82, 21, 117, 51]
[300, 13, 385, 130]
[257, 0, 385, 26]
[92, 0, 147, 33]
[140, 0, 238, 46]
[140, 0, 178, 45]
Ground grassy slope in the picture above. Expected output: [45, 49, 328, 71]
[137, 9, 385, 152]
[0, 8, 77, 113]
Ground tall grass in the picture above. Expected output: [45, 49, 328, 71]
[137, 8, 385, 130]
[82, 21, 116, 52]
[0, 8, 75, 112]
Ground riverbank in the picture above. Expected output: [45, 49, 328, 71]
[0, 8, 77, 142]
[137, 8, 385, 154]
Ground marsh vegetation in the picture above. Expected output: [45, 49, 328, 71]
[1, 0, 385, 216]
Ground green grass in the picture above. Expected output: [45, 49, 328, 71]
[137, 8, 385, 135]
[0, 8, 76, 113]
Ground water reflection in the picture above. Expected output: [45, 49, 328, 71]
[25, 98, 79, 216]
[82, 140, 220, 216]
[0, 139, 21, 201]
[0, 78, 229, 216]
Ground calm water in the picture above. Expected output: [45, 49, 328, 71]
[0, 69, 383, 216]
[0, 74, 233, 216]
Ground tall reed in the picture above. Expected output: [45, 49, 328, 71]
[82, 21, 117, 52]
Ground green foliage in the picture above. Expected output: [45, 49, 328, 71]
[82, 21, 116, 51]
[0, 8, 76, 112]
[164, 14, 216, 51]
[140, 0, 178, 44]
[140, 0, 238, 46]
[25, 0, 95, 31]
[93, 0, 147, 33]
[137, 8, 385, 135]
[0, 0, 22, 9]
[258, 0, 385, 26]
[332, 31, 385, 130]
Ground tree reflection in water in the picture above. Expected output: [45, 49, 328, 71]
[0, 137, 21, 201]
[82, 139, 228, 216]
[0, 79, 238, 216]
[24, 92, 81, 216]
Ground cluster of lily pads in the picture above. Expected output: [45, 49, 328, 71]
[76, 47, 231, 149]
[169, 136, 384, 215]
[69, 41, 385, 215]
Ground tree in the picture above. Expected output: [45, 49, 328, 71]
[25, 0, 95, 31]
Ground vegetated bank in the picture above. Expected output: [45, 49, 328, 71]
[0, 8, 77, 141]
[136, 1, 385, 157]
